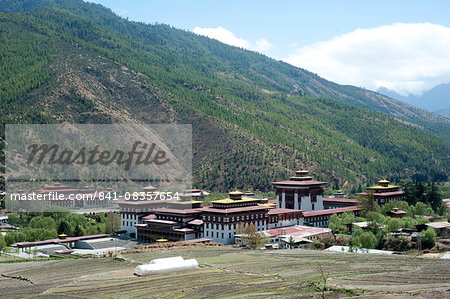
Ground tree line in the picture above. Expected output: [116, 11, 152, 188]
[0, 211, 121, 249]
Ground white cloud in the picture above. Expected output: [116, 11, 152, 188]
[254, 38, 272, 53]
[193, 26, 272, 54]
[193, 26, 250, 49]
[284, 23, 450, 96]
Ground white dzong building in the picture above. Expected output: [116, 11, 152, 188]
[272, 170, 326, 212]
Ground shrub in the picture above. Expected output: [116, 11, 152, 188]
[348, 229, 378, 249]
[359, 231, 378, 249]
[0, 235, 6, 253]
[387, 218, 401, 232]
[412, 202, 433, 216]
[422, 227, 436, 249]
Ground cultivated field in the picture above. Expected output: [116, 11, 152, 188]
[0, 247, 449, 298]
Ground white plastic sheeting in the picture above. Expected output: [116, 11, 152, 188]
[149, 256, 185, 264]
[134, 256, 199, 276]
[325, 245, 393, 255]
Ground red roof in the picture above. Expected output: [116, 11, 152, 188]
[187, 219, 204, 225]
[261, 225, 331, 238]
[323, 198, 358, 203]
[153, 208, 203, 215]
[357, 190, 405, 197]
[425, 221, 450, 229]
[389, 209, 407, 215]
[303, 206, 360, 217]
[201, 205, 270, 214]
[268, 208, 303, 215]
[272, 180, 327, 186]
[145, 219, 178, 225]
[142, 215, 156, 221]
[11, 234, 109, 247]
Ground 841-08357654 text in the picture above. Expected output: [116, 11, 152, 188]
[9, 191, 180, 201]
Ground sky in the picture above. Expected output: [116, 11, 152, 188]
[88, 0, 450, 96]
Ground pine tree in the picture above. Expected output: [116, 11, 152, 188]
[57, 221, 72, 235]
[74, 224, 84, 237]
[357, 191, 381, 216]
[426, 183, 441, 212]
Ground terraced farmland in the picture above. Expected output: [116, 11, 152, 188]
[0, 247, 449, 298]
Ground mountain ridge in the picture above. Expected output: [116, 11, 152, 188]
[2, 0, 449, 133]
[378, 83, 450, 119]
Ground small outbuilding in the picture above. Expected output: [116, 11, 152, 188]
[387, 208, 407, 218]
[425, 221, 450, 237]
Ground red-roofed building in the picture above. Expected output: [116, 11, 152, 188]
[11, 234, 109, 252]
[303, 206, 361, 227]
[387, 208, 407, 218]
[425, 221, 450, 237]
[119, 200, 173, 236]
[272, 170, 327, 212]
[260, 225, 331, 239]
[201, 191, 272, 244]
[356, 179, 405, 206]
[267, 208, 303, 229]
[119, 197, 202, 237]
[136, 207, 204, 242]
[323, 197, 358, 209]
[243, 225, 332, 249]
[199, 191, 307, 244]
[135, 191, 303, 244]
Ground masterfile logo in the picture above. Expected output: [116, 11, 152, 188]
[5, 124, 192, 212]
[26, 141, 170, 170]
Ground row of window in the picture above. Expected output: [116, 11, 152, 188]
[121, 207, 153, 213]
[203, 214, 266, 222]
[205, 221, 266, 230]
[279, 202, 316, 210]
[159, 215, 183, 222]
[307, 215, 330, 222]
[277, 214, 301, 220]
[123, 214, 136, 220]
[376, 198, 398, 203]
[122, 220, 136, 227]
[205, 231, 232, 239]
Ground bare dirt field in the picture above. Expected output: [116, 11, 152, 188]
[0, 247, 449, 298]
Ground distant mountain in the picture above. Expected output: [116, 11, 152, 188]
[435, 107, 450, 119]
[378, 83, 450, 119]
[0, 0, 449, 191]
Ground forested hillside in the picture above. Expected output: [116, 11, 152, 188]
[0, 0, 449, 191]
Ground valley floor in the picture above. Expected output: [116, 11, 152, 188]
[0, 247, 449, 298]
